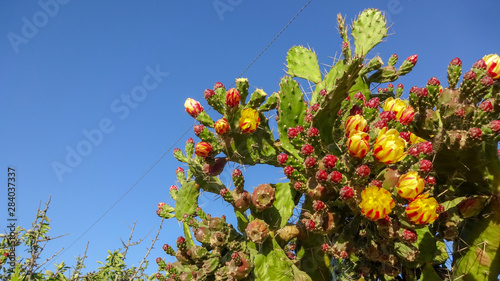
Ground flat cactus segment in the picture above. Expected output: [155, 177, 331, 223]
[312, 57, 364, 146]
[183, 222, 196, 248]
[311, 59, 346, 106]
[278, 76, 307, 160]
[174, 181, 199, 220]
[246, 88, 267, 109]
[286, 46, 322, 84]
[236, 78, 250, 105]
[352, 9, 387, 57]
[258, 92, 279, 112]
[253, 237, 297, 281]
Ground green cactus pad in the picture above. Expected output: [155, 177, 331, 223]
[174, 181, 199, 220]
[246, 89, 267, 109]
[351, 9, 387, 57]
[286, 46, 322, 84]
[258, 92, 279, 112]
[277, 76, 307, 160]
[254, 237, 298, 281]
[236, 78, 250, 105]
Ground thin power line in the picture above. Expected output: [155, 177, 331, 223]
[57, 0, 312, 260]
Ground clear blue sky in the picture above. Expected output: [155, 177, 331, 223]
[1, 0, 498, 276]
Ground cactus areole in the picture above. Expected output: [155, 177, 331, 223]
[156, 8, 500, 281]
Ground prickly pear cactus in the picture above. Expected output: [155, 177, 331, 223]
[155, 8, 500, 281]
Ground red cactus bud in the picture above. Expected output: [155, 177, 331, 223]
[379, 111, 396, 122]
[313, 200, 326, 211]
[204, 89, 215, 100]
[176, 167, 184, 174]
[158, 202, 166, 209]
[337, 109, 343, 116]
[426, 176, 436, 185]
[340, 186, 354, 200]
[316, 169, 329, 182]
[353, 91, 366, 103]
[284, 166, 294, 176]
[489, 120, 500, 133]
[409, 86, 420, 95]
[301, 144, 314, 156]
[226, 88, 241, 107]
[454, 108, 465, 117]
[173, 148, 181, 153]
[329, 171, 343, 184]
[350, 105, 363, 116]
[295, 125, 305, 134]
[397, 83, 404, 89]
[220, 188, 229, 197]
[156, 257, 163, 264]
[342, 42, 348, 49]
[214, 82, 225, 90]
[195, 142, 213, 157]
[469, 127, 482, 139]
[406, 55, 418, 65]
[232, 169, 242, 177]
[214, 118, 230, 135]
[419, 159, 433, 173]
[307, 127, 319, 137]
[304, 114, 313, 123]
[402, 229, 418, 243]
[481, 76, 494, 86]
[367, 97, 380, 108]
[319, 89, 327, 96]
[418, 88, 429, 97]
[427, 77, 440, 86]
[387, 83, 394, 91]
[294, 182, 303, 190]
[186, 138, 194, 144]
[370, 180, 383, 188]
[436, 204, 445, 214]
[450, 57, 462, 66]
[277, 153, 289, 165]
[311, 103, 320, 112]
[373, 120, 388, 129]
[287, 127, 298, 139]
[355, 165, 370, 177]
[322, 155, 338, 170]
[194, 125, 204, 136]
[479, 100, 493, 112]
[408, 146, 420, 157]
[322, 243, 329, 252]
[305, 219, 316, 231]
[170, 185, 178, 191]
[399, 132, 411, 142]
[418, 142, 433, 155]
[304, 157, 317, 168]
[473, 59, 487, 70]
[463, 70, 477, 81]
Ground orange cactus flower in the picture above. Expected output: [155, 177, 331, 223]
[214, 118, 230, 135]
[226, 88, 241, 107]
[398, 106, 415, 125]
[239, 108, 260, 133]
[195, 142, 213, 158]
[396, 171, 425, 200]
[483, 54, 500, 80]
[347, 131, 369, 158]
[360, 186, 396, 221]
[373, 128, 406, 164]
[345, 114, 368, 137]
[406, 194, 439, 224]
[184, 98, 204, 117]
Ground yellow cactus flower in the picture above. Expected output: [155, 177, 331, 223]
[239, 108, 260, 133]
[214, 118, 230, 135]
[345, 114, 368, 137]
[398, 106, 415, 125]
[409, 132, 426, 144]
[396, 171, 424, 200]
[483, 54, 500, 80]
[347, 131, 369, 158]
[195, 141, 213, 158]
[360, 186, 396, 221]
[373, 128, 406, 164]
[383, 97, 407, 117]
[405, 194, 439, 224]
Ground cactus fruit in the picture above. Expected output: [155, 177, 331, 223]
[156, 8, 500, 281]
